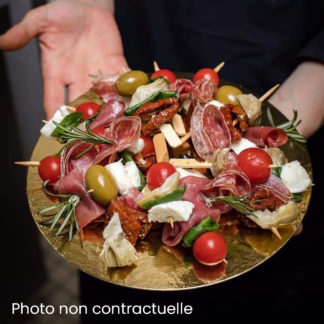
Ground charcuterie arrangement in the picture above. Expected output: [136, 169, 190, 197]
[18, 63, 312, 282]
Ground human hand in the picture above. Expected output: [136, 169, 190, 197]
[0, 0, 128, 118]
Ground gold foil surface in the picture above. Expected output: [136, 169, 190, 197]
[26, 82, 312, 291]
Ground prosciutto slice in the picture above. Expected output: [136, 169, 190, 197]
[168, 78, 193, 101]
[92, 74, 120, 103]
[93, 116, 141, 164]
[192, 79, 217, 103]
[191, 101, 231, 161]
[254, 174, 291, 208]
[90, 99, 125, 129]
[53, 168, 105, 230]
[244, 126, 288, 147]
[118, 187, 143, 211]
[162, 176, 220, 247]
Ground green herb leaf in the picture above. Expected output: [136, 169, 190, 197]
[272, 166, 282, 177]
[51, 112, 83, 138]
[141, 186, 186, 210]
[182, 217, 219, 248]
[292, 193, 302, 202]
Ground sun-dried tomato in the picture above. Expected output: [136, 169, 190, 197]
[135, 98, 180, 136]
[107, 200, 151, 245]
[220, 104, 248, 141]
[249, 188, 276, 211]
[134, 152, 157, 171]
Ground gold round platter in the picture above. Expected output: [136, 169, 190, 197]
[27, 75, 312, 290]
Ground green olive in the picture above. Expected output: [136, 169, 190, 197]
[116, 70, 149, 96]
[215, 85, 243, 105]
[85, 165, 118, 205]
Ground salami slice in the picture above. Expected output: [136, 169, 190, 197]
[54, 168, 105, 230]
[162, 176, 220, 247]
[168, 78, 193, 101]
[90, 99, 125, 129]
[191, 101, 231, 161]
[244, 126, 288, 147]
[192, 79, 217, 103]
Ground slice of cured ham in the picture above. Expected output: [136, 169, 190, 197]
[243, 126, 288, 147]
[162, 176, 220, 247]
[90, 99, 125, 129]
[254, 174, 291, 208]
[191, 101, 231, 161]
[93, 116, 141, 165]
[53, 168, 105, 230]
[168, 78, 193, 101]
[92, 74, 119, 103]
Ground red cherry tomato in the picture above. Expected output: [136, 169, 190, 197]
[146, 162, 176, 189]
[238, 148, 272, 184]
[193, 68, 220, 86]
[76, 102, 101, 121]
[193, 232, 227, 266]
[140, 134, 155, 157]
[151, 69, 177, 84]
[38, 155, 61, 183]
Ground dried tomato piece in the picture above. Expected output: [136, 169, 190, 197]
[135, 98, 180, 136]
[249, 188, 276, 211]
[107, 200, 151, 245]
[220, 104, 248, 141]
[134, 152, 157, 171]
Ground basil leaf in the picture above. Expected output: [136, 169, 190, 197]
[51, 112, 83, 138]
[292, 193, 302, 202]
[182, 217, 219, 248]
[272, 166, 282, 178]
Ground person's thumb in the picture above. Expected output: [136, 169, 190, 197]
[0, 6, 45, 51]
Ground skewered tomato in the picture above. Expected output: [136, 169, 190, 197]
[151, 69, 177, 84]
[238, 148, 272, 184]
[193, 232, 227, 266]
[215, 85, 243, 105]
[38, 155, 61, 183]
[116, 70, 149, 96]
[140, 134, 155, 157]
[146, 162, 176, 189]
[76, 102, 101, 121]
[85, 165, 118, 205]
[193, 68, 220, 86]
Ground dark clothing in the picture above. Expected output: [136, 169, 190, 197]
[80, 1, 324, 323]
[116, 0, 324, 94]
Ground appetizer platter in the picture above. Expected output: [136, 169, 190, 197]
[21, 62, 312, 290]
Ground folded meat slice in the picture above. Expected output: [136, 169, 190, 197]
[254, 174, 291, 208]
[107, 200, 151, 245]
[118, 187, 142, 211]
[90, 99, 125, 129]
[162, 176, 220, 247]
[191, 101, 231, 161]
[53, 168, 105, 230]
[168, 78, 193, 101]
[192, 79, 217, 103]
[243, 126, 288, 147]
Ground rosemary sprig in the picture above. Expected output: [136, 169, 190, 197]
[204, 195, 258, 218]
[267, 108, 306, 144]
[52, 120, 114, 146]
[38, 192, 80, 241]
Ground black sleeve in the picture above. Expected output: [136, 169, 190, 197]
[297, 28, 324, 63]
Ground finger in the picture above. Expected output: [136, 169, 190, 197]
[0, 7, 45, 50]
[294, 223, 303, 236]
[43, 76, 65, 120]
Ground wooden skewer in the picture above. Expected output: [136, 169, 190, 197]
[214, 61, 225, 73]
[42, 120, 48, 124]
[259, 84, 280, 103]
[269, 164, 280, 168]
[153, 61, 160, 72]
[168, 216, 174, 229]
[271, 227, 282, 240]
[15, 161, 40, 167]
[180, 132, 191, 145]
[169, 158, 212, 169]
[87, 189, 94, 194]
[66, 105, 76, 113]
[232, 119, 238, 126]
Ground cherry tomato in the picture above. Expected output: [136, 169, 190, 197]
[140, 134, 155, 157]
[38, 155, 61, 183]
[193, 68, 220, 86]
[151, 69, 177, 84]
[238, 148, 272, 184]
[193, 232, 227, 266]
[146, 162, 176, 189]
[76, 102, 101, 121]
